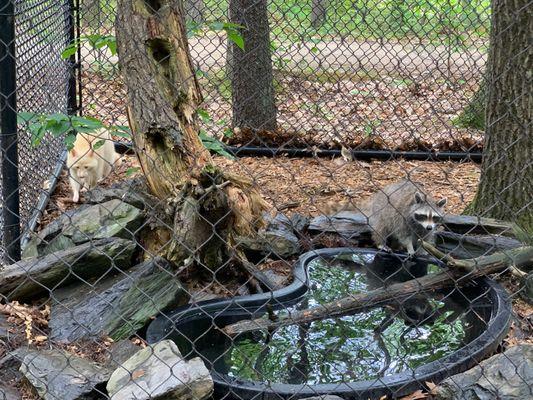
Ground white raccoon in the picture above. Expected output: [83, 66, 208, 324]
[368, 180, 447, 255]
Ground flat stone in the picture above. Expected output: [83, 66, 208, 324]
[106, 340, 213, 400]
[434, 344, 533, 400]
[0, 238, 136, 301]
[20, 349, 110, 400]
[85, 178, 148, 210]
[105, 340, 141, 370]
[0, 384, 20, 400]
[22, 199, 143, 258]
[49, 257, 188, 342]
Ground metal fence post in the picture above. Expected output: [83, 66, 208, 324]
[0, 0, 21, 263]
[67, 0, 80, 115]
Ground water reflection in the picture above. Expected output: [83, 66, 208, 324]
[171, 252, 493, 385]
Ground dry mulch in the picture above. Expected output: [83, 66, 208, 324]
[81, 69, 483, 152]
[214, 155, 481, 216]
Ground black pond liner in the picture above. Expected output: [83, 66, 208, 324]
[147, 248, 512, 400]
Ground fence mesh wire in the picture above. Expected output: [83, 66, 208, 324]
[0, 1, 531, 400]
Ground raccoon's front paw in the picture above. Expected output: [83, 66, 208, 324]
[378, 244, 393, 253]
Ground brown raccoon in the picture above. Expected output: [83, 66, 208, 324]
[368, 180, 447, 255]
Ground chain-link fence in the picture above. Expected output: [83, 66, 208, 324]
[0, 0, 73, 264]
[1, 0, 531, 400]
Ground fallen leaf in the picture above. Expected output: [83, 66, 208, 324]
[132, 369, 145, 379]
[399, 390, 428, 400]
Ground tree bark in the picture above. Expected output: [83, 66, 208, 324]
[184, 0, 204, 24]
[222, 244, 533, 336]
[115, 0, 269, 271]
[310, 0, 328, 28]
[469, 0, 532, 232]
[228, 0, 277, 132]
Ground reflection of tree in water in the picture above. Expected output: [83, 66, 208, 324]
[225, 255, 478, 383]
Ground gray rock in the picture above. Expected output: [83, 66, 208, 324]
[106, 340, 213, 400]
[0, 348, 29, 390]
[105, 340, 141, 370]
[522, 272, 533, 304]
[20, 349, 110, 400]
[85, 179, 148, 210]
[49, 257, 188, 342]
[435, 344, 533, 400]
[22, 199, 143, 258]
[1, 238, 136, 301]
[0, 384, 20, 400]
[0, 314, 10, 340]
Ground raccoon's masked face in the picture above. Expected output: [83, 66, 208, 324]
[412, 193, 447, 232]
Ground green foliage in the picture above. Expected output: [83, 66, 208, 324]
[187, 20, 245, 50]
[204, 0, 490, 44]
[17, 112, 131, 150]
[61, 34, 117, 59]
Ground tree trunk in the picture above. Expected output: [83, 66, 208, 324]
[115, 0, 269, 270]
[469, 0, 532, 232]
[310, 0, 328, 28]
[229, 0, 277, 132]
[184, 0, 205, 24]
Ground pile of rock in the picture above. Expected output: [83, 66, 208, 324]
[1, 340, 213, 400]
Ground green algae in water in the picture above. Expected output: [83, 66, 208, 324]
[224, 256, 471, 384]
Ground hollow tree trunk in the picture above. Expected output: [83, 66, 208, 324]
[310, 0, 328, 28]
[228, 0, 277, 132]
[115, 0, 268, 269]
[469, 0, 532, 232]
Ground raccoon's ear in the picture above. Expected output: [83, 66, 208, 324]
[437, 197, 447, 208]
[70, 148, 77, 157]
[414, 192, 424, 204]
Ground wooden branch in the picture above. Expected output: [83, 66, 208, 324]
[222, 244, 533, 337]
[235, 249, 283, 291]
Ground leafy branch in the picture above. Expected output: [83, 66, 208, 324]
[61, 20, 245, 60]
[17, 112, 130, 150]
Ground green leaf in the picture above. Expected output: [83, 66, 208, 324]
[109, 125, 131, 138]
[61, 43, 77, 59]
[227, 30, 244, 50]
[93, 139, 106, 150]
[65, 133, 77, 151]
[126, 167, 140, 176]
[209, 21, 224, 31]
[223, 128, 234, 138]
[197, 108, 211, 123]
[17, 111, 37, 123]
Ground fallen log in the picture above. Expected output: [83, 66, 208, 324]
[222, 243, 533, 337]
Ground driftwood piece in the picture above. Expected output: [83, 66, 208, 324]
[0, 238, 136, 301]
[222, 244, 533, 337]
